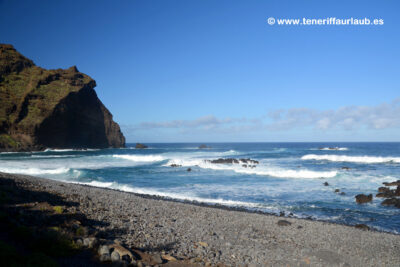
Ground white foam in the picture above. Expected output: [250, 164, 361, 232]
[302, 154, 400, 164]
[164, 158, 337, 179]
[113, 154, 164, 162]
[0, 167, 70, 175]
[67, 180, 268, 209]
[319, 147, 348, 151]
[43, 148, 99, 152]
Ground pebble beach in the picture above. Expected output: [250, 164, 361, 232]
[1, 172, 400, 267]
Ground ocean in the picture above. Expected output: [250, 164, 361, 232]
[1, 142, 399, 233]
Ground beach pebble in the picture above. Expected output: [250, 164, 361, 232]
[99, 253, 111, 262]
[98, 245, 110, 255]
[277, 220, 292, 226]
[355, 224, 370, 231]
[152, 254, 163, 264]
[111, 250, 121, 262]
[83, 237, 98, 248]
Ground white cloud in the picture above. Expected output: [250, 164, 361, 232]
[122, 98, 400, 135]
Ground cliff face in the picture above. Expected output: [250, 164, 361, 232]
[0, 44, 125, 151]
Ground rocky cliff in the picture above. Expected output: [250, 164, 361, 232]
[0, 44, 125, 151]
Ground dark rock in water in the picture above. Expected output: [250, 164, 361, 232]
[279, 211, 285, 217]
[378, 187, 391, 193]
[0, 44, 125, 151]
[383, 180, 400, 186]
[170, 164, 181, 167]
[381, 198, 400, 208]
[198, 144, 209, 149]
[207, 158, 259, 165]
[355, 224, 370, 231]
[135, 143, 148, 149]
[187, 168, 191, 172]
[340, 192, 346, 195]
[209, 158, 239, 164]
[341, 167, 351, 170]
[334, 189, 340, 193]
[239, 158, 259, 164]
[355, 194, 373, 204]
[277, 220, 291, 226]
[376, 186, 400, 198]
[323, 182, 329, 186]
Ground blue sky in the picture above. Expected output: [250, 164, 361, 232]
[1, 0, 399, 142]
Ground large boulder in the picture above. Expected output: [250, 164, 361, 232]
[0, 44, 125, 151]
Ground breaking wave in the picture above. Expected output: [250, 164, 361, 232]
[164, 158, 337, 179]
[112, 154, 165, 162]
[301, 154, 400, 163]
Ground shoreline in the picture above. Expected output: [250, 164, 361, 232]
[1, 172, 400, 266]
[70, 180, 397, 236]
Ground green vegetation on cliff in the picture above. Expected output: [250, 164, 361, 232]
[0, 44, 125, 151]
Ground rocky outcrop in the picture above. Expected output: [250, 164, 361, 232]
[355, 194, 373, 204]
[0, 44, 125, 151]
[135, 143, 148, 149]
[207, 158, 259, 165]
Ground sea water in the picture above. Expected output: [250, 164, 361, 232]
[1, 142, 399, 233]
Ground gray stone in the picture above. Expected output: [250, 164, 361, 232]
[111, 250, 121, 262]
[98, 245, 110, 255]
[83, 237, 98, 248]
[99, 253, 111, 262]
[152, 254, 163, 264]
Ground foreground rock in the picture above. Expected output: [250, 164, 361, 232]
[355, 194, 373, 204]
[0, 44, 125, 151]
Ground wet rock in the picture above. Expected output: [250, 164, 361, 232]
[340, 192, 346, 195]
[383, 180, 400, 186]
[209, 158, 239, 164]
[277, 220, 291, 226]
[199, 144, 209, 149]
[355, 194, 373, 204]
[239, 158, 259, 164]
[135, 143, 148, 149]
[187, 168, 192, 172]
[341, 167, 351, 170]
[355, 224, 370, 231]
[378, 187, 391, 193]
[381, 198, 400, 208]
[207, 158, 259, 165]
[334, 189, 340, 193]
[323, 182, 329, 186]
[170, 164, 181, 167]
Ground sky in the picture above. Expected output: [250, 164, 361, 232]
[0, 0, 399, 142]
